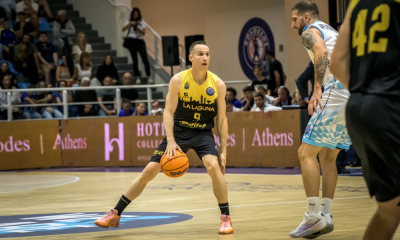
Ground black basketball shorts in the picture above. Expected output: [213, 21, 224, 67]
[346, 93, 400, 202]
[150, 126, 219, 163]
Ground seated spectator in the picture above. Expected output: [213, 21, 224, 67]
[96, 54, 119, 84]
[97, 76, 116, 116]
[150, 100, 164, 115]
[133, 102, 148, 116]
[21, 85, 42, 119]
[251, 92, 282, 112]
[53, 10, 76, 56]
[241, 86, 254, 111]
[0, 0, 16, 22]
[1, 18, 17, 62]
[252, 65, 275, 96]
[13, 12, 36, 42]
[226, 100, 240, 113]
[56, 53, 76, 86]
[35, 0, 53, 20]
[118, 98, 135, 117]
[255, 86, 275, 104]
[16, 0, 39, 35]
[225, 87, 242, 109]
[292, 89, 307, 107]
[36, 80, 63, 119]
[120, 72, 138, 101]
[74, 77, 97, 116]
[273, 86, 292, 107]
[72, 32, 92, 62]
[0, 62, 17, 87]
[53, 80, 77, 117]
[75, 52, 93, 82]
[0, 75, 20, 120]
[14, 34, 43, 84]
[36, 32, 58, 85]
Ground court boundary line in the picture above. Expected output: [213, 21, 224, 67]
[171, 196, 370, 213]
[0, 176, 80, 194]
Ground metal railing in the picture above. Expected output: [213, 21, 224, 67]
[0, 80, 250, 122]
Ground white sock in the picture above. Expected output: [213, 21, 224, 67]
[307, 197, 320, 217]
[321, 198, 333, 214]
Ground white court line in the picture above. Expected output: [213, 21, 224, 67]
[171, 196, 370, 213]
[0, 176, 80, 194]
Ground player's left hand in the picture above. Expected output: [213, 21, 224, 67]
[308, 88, 323, 116]
[220, 153, 226, 175]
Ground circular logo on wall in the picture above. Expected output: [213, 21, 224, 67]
[0, 212, 192, 238]
[238, 17, 275, 80]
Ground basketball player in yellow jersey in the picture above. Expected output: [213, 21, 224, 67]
[94, 41, 233, 234]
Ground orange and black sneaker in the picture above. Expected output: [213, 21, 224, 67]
[94, 209, 120, 228]
[219, 214, 234, 234]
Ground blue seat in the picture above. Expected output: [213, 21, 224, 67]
[18, 82, 31, 89]
[39, 18, 52, 32]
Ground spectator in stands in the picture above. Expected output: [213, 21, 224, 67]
[1, 18, 17, 62]
[241, 86, 254, 111]
[36, 32, 58, 85]
[251, 92, 282, 112]
[56, 53, 76, 86]
[120, 72, 138, 101]
[16, 0, 39, 36]
[53, 79, 77, 117]
[96, 54, 119, 84]
[133, 102, 148, 116]
[0, 0, 16, 22]
[72, 32, 93, 62]
[226, 100, 240, 113]
[225, 87, 242, 109]
[150, 100, 164, 115]
[252, 65, 275, 95]
[13, 12, 36, 42]
[14, 33, 43, 84]
[273, 86, 292, 107]
[292, 89, 307, 107]
[36, 80, 63, 119]
[0, 75, 20, 120]
[21, 85, 42, 119]
[0, 62, 17, 87]
[267, 51, 286, 88]
[74, 77, 97, 116]
[75, 52, 93, 82]
[118, 98, 135, 117]
[35, 0, 53, 21]
[122, 7, 152, 84]
[97, 76, 116, 116]
[53, 10, 76, 56]
[255, 85, 275, 104]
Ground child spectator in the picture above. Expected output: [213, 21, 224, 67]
[118, 98, 135, 117]
[133, 102, 148, 116]
[21, 85, 42, 119]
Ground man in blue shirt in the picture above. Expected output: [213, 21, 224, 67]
[36, 32, 58, 84]
[118, 98, 135, 117]
[225, 87, 242, 109]
[1, 18, 17, 62]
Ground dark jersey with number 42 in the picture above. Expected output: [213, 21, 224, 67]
[350, 0, 400, 96]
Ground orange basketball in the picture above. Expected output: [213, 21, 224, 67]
[160, 151, 189, 178]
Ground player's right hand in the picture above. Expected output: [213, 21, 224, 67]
[164, 141, 182, 160]
[309, 88, 323, 116]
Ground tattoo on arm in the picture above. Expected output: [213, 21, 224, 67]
[302, 30, 317, 49]
[315, 56, 329, 86]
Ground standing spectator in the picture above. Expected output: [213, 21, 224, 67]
[118, 98, 135, 117]
[53, 10, 76, 56]
[15, 0, 39, 35]
[1, 18, 17, 62]
[133, 102, 148, 116]
[0, 62, 17, 87]
[36, 32, 58, 85]
[0, 75, 20, 120]
[225, 87, 242, 109]
[96, 54, 119, 84]
[273, 86, 292, 107]
[56, 53, 76, 86]
[0, 0, 16, 21]
[267, 51, 286, 88]
[74, 77, 97, 116]
[21, 85, 42, 119]
[72, 32, 92, 62]
[75, 52, 94, 83]
[35, 0, 53, 20]
[36, 80, 63, 119]
[97, 76, 116, 116]
[13, 12, 36, 42]
[122, 7, 152, 84]
[14, 33, 43, 84]
[120, 72, 138, 101]
[241, 86, 254, 111]
[252, 65, 275, 95]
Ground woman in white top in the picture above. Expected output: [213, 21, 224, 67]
[122, 7, 152, 84]
[75, 51, 93, 82]
[56, 53, 77, 87]
[72, 32, 93, 62]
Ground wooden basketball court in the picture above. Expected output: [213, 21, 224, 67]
[1, 167, 399, 240]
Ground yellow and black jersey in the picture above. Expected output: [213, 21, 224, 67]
[174, 68, 219, 130]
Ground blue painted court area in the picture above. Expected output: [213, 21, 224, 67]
[0, 212, 192, 238]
